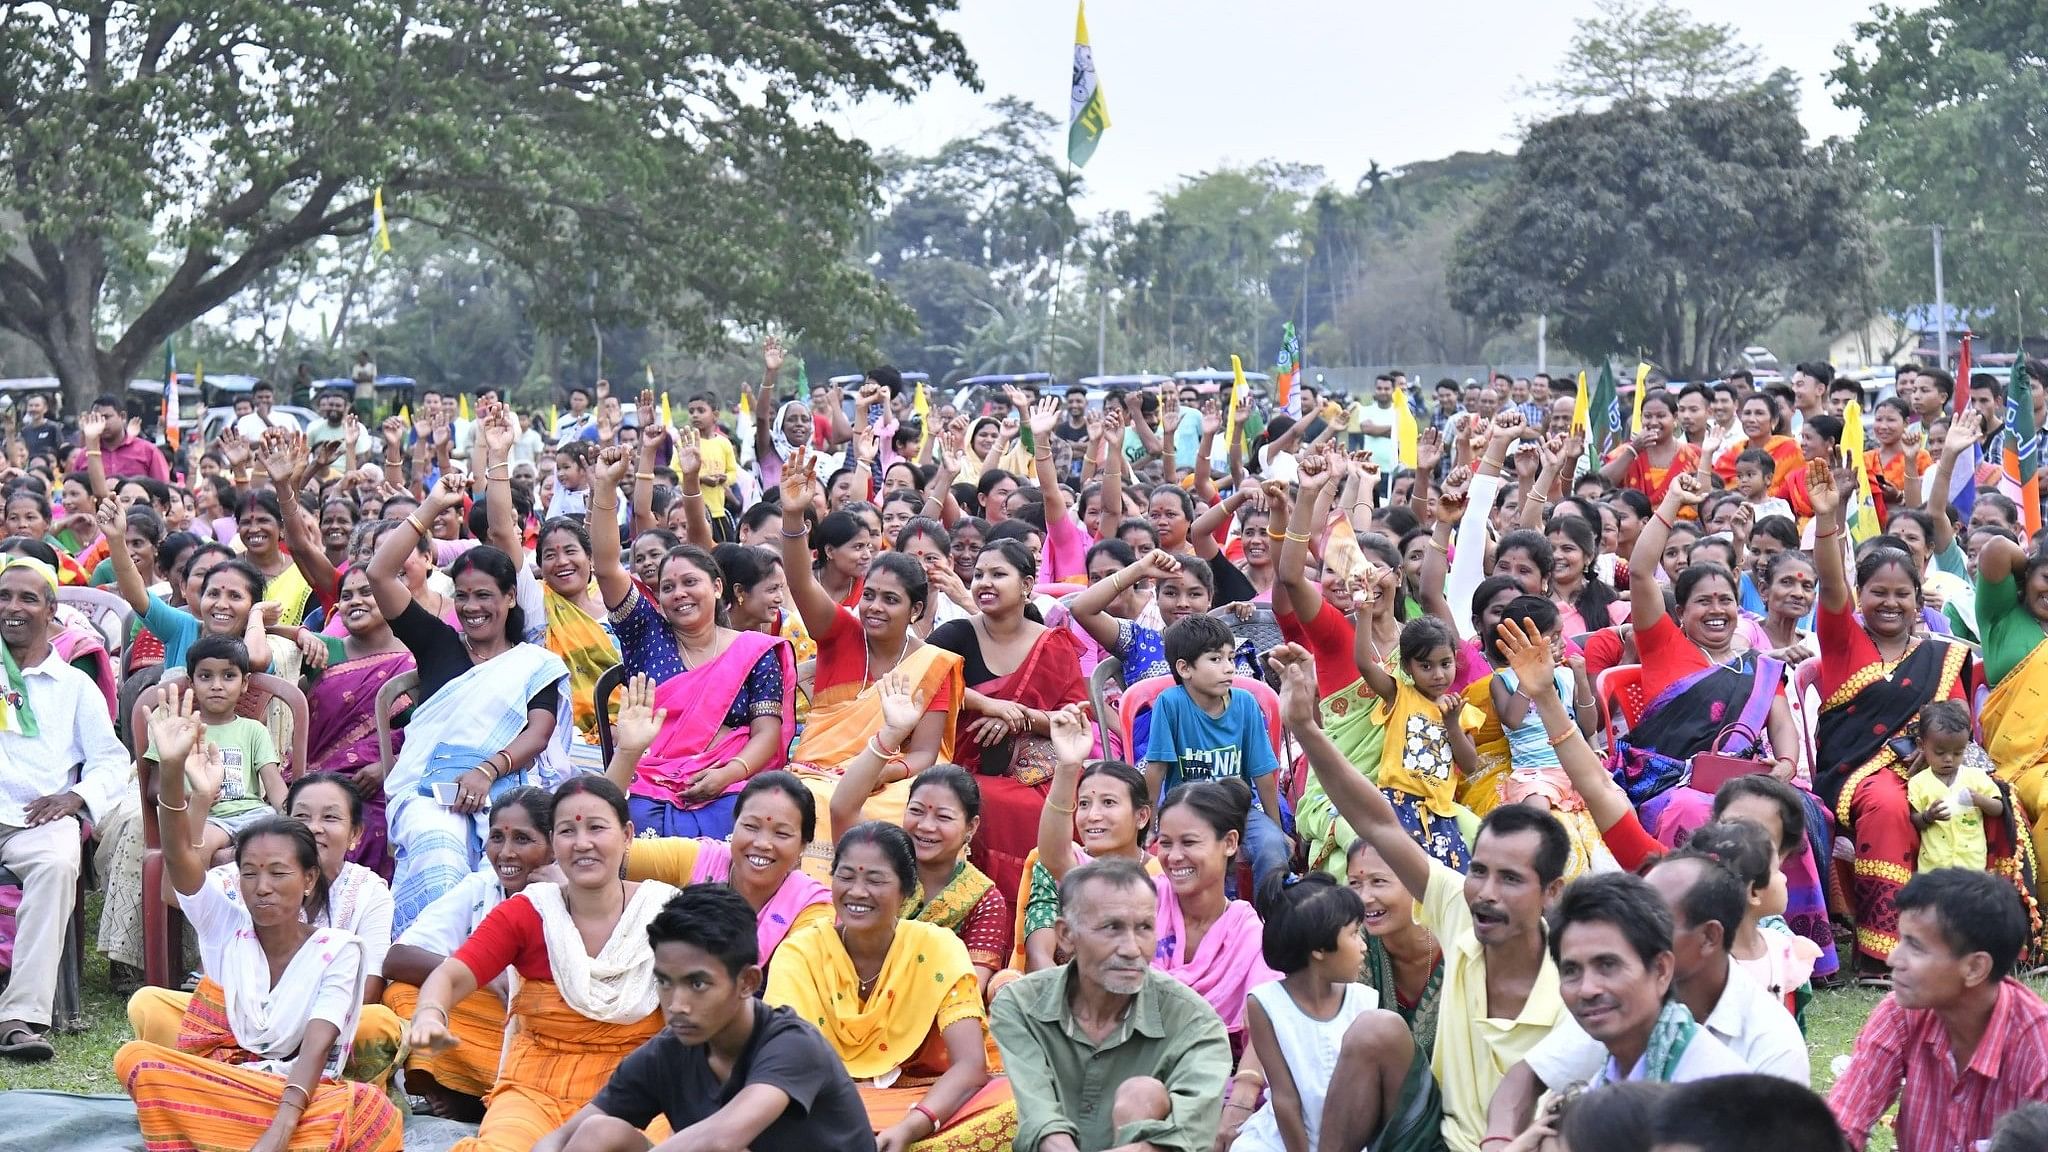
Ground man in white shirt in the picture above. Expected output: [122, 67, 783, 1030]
[1546, 872, 1748, 1085]
[0, 556, 133, 1061]
[232, 381, 295, 440]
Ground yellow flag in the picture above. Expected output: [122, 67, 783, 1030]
[1841, 398, 1877, 543]
[372, 187, 391, 253]
[1225, 355, 1248, 447]
[397, 404, 410, 427]
[547, 405, 559, 438]
[913, 381, 931, 454]
[457, 393, 471, 421]
[1630, 362, 1651, 433]
[659, 392, 673, 430]
[1392, 385, 1419, 468]
[736, 390, 751, 426]
[1570, 370, 1591, 434]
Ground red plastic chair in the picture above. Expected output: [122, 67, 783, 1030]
[1597, 664, 1646, 755]
[1118, 674, 1284, 768]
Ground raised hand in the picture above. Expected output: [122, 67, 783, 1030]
[421, 470, 467, 516]
[611, 673, 667, 756]
[1805, 458, 1839, 518]
[937, 417, 968, 464]
[876, 671, 928, 742]
[1200, 398, 1223, 438]
[778, 445, 817, 509]
[762, 335, 785, 375]
[1414, 426, 1444, 476]
[148, 682, 205, 771]
[673, 426, 701, 481]
[1489, 410, 1528, 446]
[593, 445, 631, 493]
[1494, 616, 1560, 704]
[95, 494, 124, 536]
[254, 428, 297, 481]
[381, 416, 406, 448]
[1265, 643, 1320, 729]
[1030, 396, 1063, 440]
[78, 409, 106, 444]
[1668, 470, 1710, 507]
[1048, 703, 1093, 765]
[1140, 548, 1183, 579]
[1436, 466, 1472, 520]
[1944, 409, 1982, 457]
[219, 427, 252, 469]
[1900, 427, 1923, 454]
[853, 423, 879, 465]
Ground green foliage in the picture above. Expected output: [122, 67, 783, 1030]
[0, 0, 974, 410]
[1833, 0, 2048, 335]
[1533, 0, 1760, 111]
[1448, 77, 1874, 379]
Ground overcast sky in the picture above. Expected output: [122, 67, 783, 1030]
[826, 0, 1886, 217]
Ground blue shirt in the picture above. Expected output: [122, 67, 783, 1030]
[1142, 684, 1277, 795]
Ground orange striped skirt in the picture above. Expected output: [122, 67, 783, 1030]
[862, 1077, 1017, 1152]
[381, 980, 508, 1099]
[449, 979, 663, 1152]
[116, 1040, 400, 1152]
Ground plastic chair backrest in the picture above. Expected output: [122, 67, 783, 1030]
[130, 684, 166, 852]
[591, 663, 628, 766]
[1118, 673, 1283, 767]
[1088, 655, 1123, 759]
[143, 668, 310, 773]
[59, 585, 133, 655]
[1598, 663, 1646, 751]
[375, 669, 422, 777]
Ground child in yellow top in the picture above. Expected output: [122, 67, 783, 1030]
[1359, 612, 1479, 869]
[1907, 700, 2004, 871]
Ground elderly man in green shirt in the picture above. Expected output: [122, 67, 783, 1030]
[991, 857, 1231, 1152]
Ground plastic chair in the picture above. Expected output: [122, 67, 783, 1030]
[373, 669, 421, 776]
[591, 663, 627, 766]
[136, 671, 313, 989]
[58, 585, 133, 658]
[1088, 655, 1123, 760]
[1117, 673, 1283, 768]
[1597, 664, 1646, 753]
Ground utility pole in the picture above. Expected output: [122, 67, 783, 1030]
[1932, 224, 1949, 368]
[1537, 314, 1548, 374]
[1096, 283, 1107, 377]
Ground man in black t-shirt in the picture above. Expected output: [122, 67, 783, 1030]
[536, 885, 875, 1152]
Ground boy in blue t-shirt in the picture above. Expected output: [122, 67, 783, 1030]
[1143, 614, 1286, 889]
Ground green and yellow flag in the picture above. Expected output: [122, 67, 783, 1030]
[1068, 2, 1110, 167]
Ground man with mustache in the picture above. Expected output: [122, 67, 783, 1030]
[1271, 643, 1572, 1152]
[990, 857, 1231, 1152]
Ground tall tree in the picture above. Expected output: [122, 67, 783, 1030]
[0, 1, 972, 410]
[1833, 0, 2048, 338]
[1531, 0, 1759, 112]
[1448, 76, 1873, 379]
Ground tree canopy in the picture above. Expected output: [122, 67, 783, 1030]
[1530, 0, 1760, 112]
[0, 0, 973, 409]
[1448, 76, 1873, 379]
[1833, 0, 2048, 338]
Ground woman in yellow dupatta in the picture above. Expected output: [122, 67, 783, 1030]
[779, 449, 962, 874]
[404, 777, 680, 1152]
[1971, 537, 2048, 884]
[532, 517, 622, 744]
[767, 822, 1014, 1152]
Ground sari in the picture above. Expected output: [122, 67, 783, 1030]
[1606, 441, 1701, 508]
[791, 641, 964, 878]
[387, 642, 573, 931]
[766, 919, 1017, 1152]
[450, 881, 678, 1152]
[1816, 636, 1968, 963]
[1361, 936, 1444, 1068]
[1983, 633, 2048, 870]
[1711, 435, 1803, 498]
[908, 859, 1012, 974]
[305, 644, 416, 878]
[116, 979, 401, 1152]
[265, 560, 315, 628]
[948, 626, 1087, 900]
[541, 585, 621, 743]
[626, 629, 794, 838]
[1612, 650, 1782, 815]
[1151, 873, 1279, 1037]
[1298, 678, 1389, 878]
[624, 835, 832, 966]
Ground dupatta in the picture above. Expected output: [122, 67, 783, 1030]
[207, 929, 368, 1080]
[1815, 636, 1966, 814]
[688, 840, 831, 962]
[542, 585, 622, 741]
[521, 879, 679, 1023]
[389, 641, 573, 801]
[794, 641, 963, 769]
[1151, 873, 1278, 1034]
[630, 629, 794, 810]
[908, 860, 996, 933]
[306, 648, 415, 776]
[766, 918, 982, 1083]
[1612, 654, 1780, 807]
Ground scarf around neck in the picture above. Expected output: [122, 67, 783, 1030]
[522, 879, 679, 1023]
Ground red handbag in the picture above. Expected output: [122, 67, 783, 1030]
[1688, 721, 1772, 796]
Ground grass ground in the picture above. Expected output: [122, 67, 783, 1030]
[12, 899, 2044, 1152]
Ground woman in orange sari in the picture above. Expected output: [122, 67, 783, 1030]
[1600, 389, 1699, 507]
[1863, 398, 1929, 521]
[778, 448, 962, 872]
[403, 776, 681, 1152]
[115, 685, 400, 1152]
[928, 538, 1087, 899]
[1712, 392, 1804, 498]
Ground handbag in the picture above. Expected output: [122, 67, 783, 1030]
[1687, 720, 1771, 796]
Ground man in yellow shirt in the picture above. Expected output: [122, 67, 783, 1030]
[1278, 644, 1572, 1152]
[686, 393, 739, 526]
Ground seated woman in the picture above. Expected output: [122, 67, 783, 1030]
[777, 448, 961, 870]
[927, 537, 1086, 898]
[381, 787, 554, 1121]
[766, 822, 1015, 1152]
[404, 776, 682, 1152]
[588, 446, 793, 839]
[830, 704, 1010, 994]
[1150, 778, 1281, 1047]
[104, 496, 280, 673]
[116, 685, 401, 1152]
[617, 699, 831, 968]
[1618, 471, 1801, 830]
[234, 489, 316, 626]
[129, 772, 405, 1087]
[302, 566, 417, 878]
[367, 474, 573, 931]
[1344, 838, 1444, 1065]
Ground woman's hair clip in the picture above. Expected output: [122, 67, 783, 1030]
[1280, 874, 1302, 889]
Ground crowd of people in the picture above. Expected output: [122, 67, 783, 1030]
[1, 350, 2046, 1152]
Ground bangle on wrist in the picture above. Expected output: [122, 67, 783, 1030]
[1547, 726, 1576, 748]
[156, 795, 188, 812]
[780, 525, 809, 538]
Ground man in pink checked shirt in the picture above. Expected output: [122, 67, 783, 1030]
[1827, 869, 2048, 1152]
[84, 393, 170, 483]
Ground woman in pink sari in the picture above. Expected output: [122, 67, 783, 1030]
[1153, 777, 1278, 1045]
[304, 567, 417, 877]
[589, 445, 794, 838]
